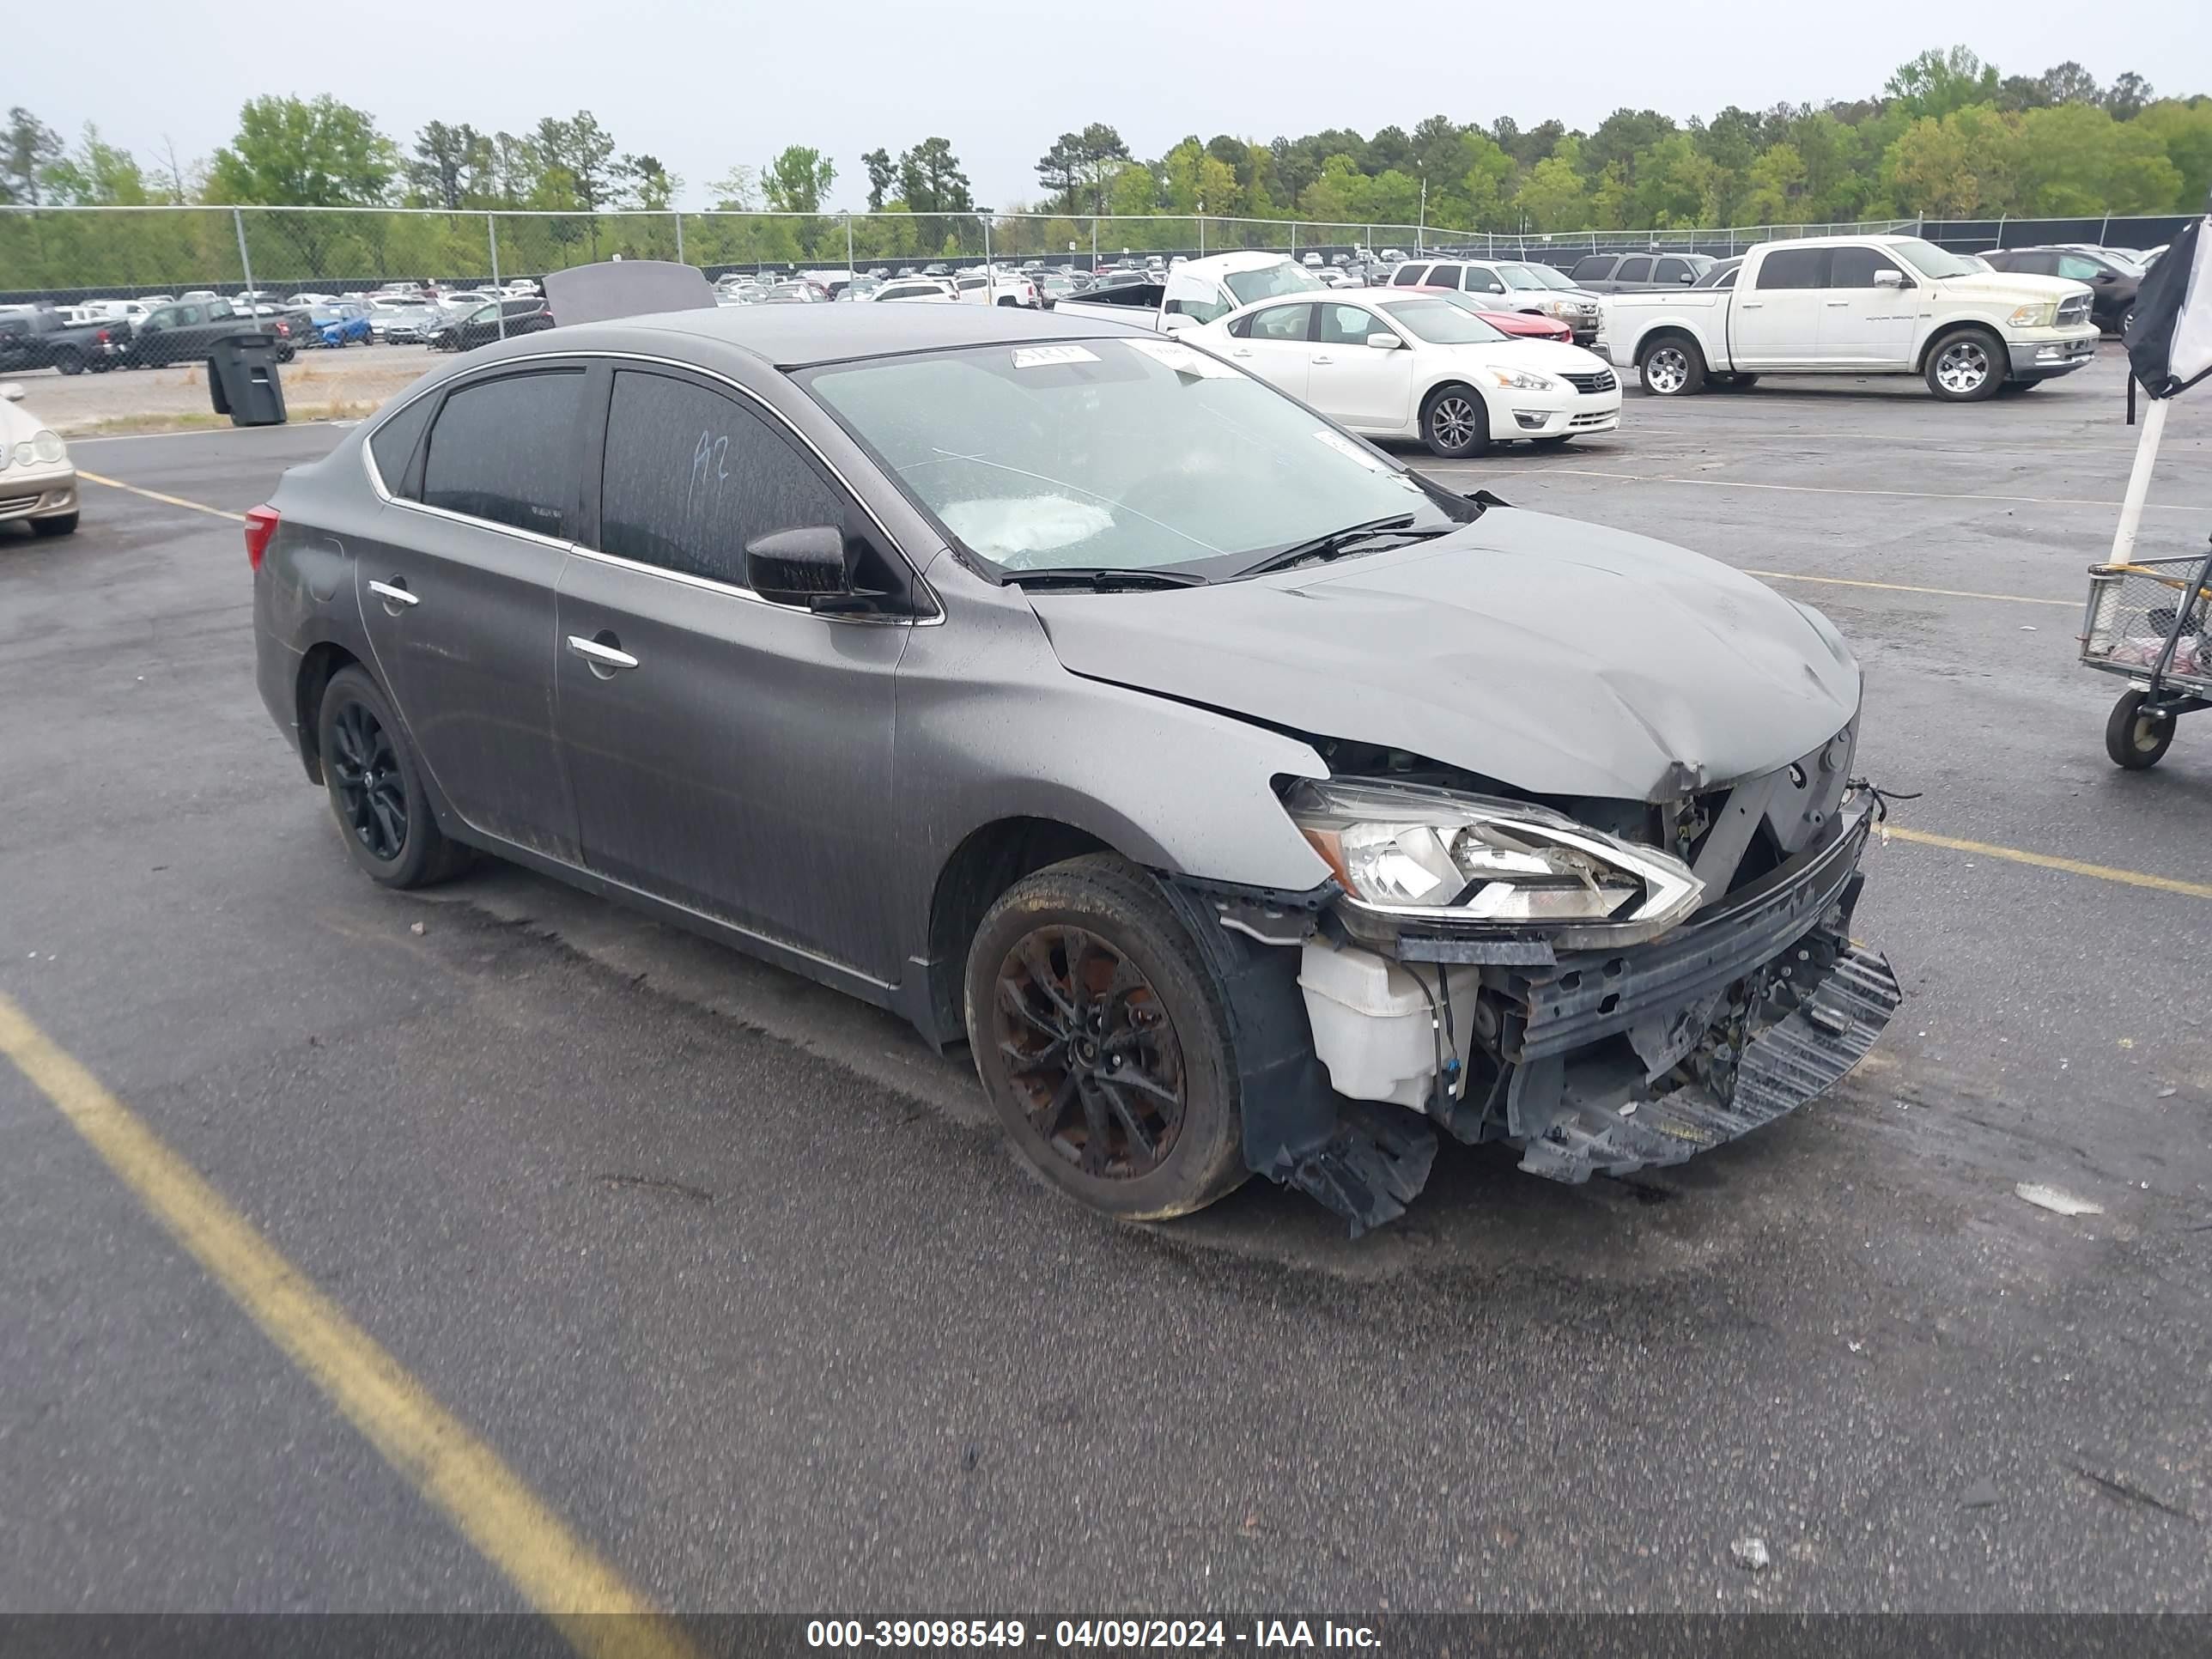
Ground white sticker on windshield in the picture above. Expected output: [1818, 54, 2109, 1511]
[1127, 338, 1239, 378]
[1010, 344, 1100, 368]
[1313, 428, 1389, 471]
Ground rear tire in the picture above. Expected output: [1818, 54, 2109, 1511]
[315, 665, 471, 889]
[1925, 328, 2003, 402]
[1420, 383, 1491, 458]
[965, 854, 1248, 1222]
[1637, 333, 1705, 395]
[52, 348, 84, 376]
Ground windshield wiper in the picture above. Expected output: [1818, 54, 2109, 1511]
[1002, 566, 1209, 591]
[1233, 514, 1449, 578]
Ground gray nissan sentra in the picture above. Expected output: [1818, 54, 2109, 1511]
[249, 304, 1899, 1235]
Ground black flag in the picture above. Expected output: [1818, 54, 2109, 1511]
[2125, 206, 2212, 399]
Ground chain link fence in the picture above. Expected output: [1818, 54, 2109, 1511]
[0, 204, 2187, 305]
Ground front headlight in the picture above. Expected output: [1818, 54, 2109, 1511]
[1540, 298, 1574, 316]
[11, 439, 35, 467]
[1486, 366, 1557, 391]
[1285, 779, 1704, 941]
[32, 428, 65, 465]
[2007, 301, 2058, 329]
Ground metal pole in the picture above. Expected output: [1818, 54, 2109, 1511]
[2110, 397, 2170, 565]
[232, 207, 255, 300]
[1198, 203, 1205, 258]
[846, 211, 855, 276]
[674, 210, 684, 264]
[489, 214, 505, 340]
[982, 212, 992, 301]
[1091, 216, 1097, 271]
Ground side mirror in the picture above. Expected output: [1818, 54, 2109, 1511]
[1486, 283, 1506, 294]
[1365, 331, 1401, 350]
[1678, 271, 1694, 284]
[1873, 269, 1905, 288]
[745, 525, 854, 609]
[2094, 270, 2116, 283]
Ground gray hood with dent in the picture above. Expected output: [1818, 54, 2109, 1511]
[1026, 508, 1860, 803]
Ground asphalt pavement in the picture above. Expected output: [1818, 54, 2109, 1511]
[3, 354, 2209, 1621]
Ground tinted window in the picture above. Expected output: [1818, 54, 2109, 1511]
[368, 394, 434, 498]
[1319, 303, 1387, 346]
[174, 305, 204, 326]
[421, 369, 584, 538]
[2057, 254, 2105, 282]
[1755, 248, 1830, 289]
[1653, 258, 1693, 284]
[1390, 264, 1429, 287]
[599, 369, 842, 589]
[1615, 258, 1653, 283]
[1468, 265, 1511, 294]
[1245, 303, 1314, 342]
[1829, 246, 1900, 288]
[1715, 267, 1739, 289]
[1571, 256, 1613, 283]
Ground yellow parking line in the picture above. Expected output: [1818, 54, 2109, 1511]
[0, 994, 697, 1659]
[1886, 828, 2212, 901]
[76, 470, 246, 523]
[1742, 569, 2077, 608]
[1475, 464, 2201, 514]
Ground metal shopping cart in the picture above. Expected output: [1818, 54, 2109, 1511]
[2081, 543, 2212, 769]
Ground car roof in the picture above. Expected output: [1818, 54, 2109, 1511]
[481, 302, 1147, 371]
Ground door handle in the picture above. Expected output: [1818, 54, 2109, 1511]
[1311, 354, 1334, 364]
[368, 578, 417, 611]
[567, 634, 638, 674]
[1825, 300, 1850, 307]
[1230, 348, 1252, 357]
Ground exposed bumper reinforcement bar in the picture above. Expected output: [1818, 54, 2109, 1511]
[1516, 938, 1901, 1183]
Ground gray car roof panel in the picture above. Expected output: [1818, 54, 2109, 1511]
[592, 302, 1147, 368]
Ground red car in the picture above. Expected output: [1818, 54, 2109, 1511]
[1406, 284, 1571, 343]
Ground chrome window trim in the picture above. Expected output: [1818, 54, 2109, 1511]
[357, 348, 940, 623]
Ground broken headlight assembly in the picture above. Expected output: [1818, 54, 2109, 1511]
[1285, 779, 1705, 948]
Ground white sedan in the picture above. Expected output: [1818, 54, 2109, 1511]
[0, 381, 78, 538]
[1192, 289, 1622, 458]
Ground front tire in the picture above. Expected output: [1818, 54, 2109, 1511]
[2106, 690, 2176, 770]
[1637, 333, 1705, 395]
[315, 665, 470, 888]
[1925, 328, 2003, 402]
[965, 854, 1247, 1222]
[52, 348, 84, 376]
[1420, 383, 1491, 458]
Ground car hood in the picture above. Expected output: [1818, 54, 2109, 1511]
[1026, 508, 1860, 802]
[1932, 272, 2090, 305]
[1442, 338, 1611, 375]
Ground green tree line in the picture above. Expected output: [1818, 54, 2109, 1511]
[3, 47, 2208, 291]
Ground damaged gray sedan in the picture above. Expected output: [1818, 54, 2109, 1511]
[251, 304, 1899, 1234]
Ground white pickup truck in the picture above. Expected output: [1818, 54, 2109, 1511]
[1602, 234, 2098, 401]
[1048, 252, 1324, 331]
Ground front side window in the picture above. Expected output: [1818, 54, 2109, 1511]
[1320, 304, 1391, 346]
[803, 339, 1453, 576]
[420, 368, 584, 538]
[1462, 265, 1509, 295]
[597, 369, 842, 589]
[2057, 254, 2105, 283]
[1373, 297, 1507, 345]
[1653, 258, 1693, 285]
[1829, 246, 1902, 288]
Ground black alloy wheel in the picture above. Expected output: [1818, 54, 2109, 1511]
[994, 926, 1186, 1182]
[314, 665, 470, 888]
[327, 697, 408, 862]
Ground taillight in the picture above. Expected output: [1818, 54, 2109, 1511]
[245, 504, 280, 571]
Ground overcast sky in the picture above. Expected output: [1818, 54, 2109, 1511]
[27, 0, 2211, 210]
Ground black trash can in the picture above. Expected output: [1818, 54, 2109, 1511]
[207, 331, 287, 427]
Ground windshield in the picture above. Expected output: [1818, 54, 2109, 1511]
[1223, 262, 1323, 307]
[1890, 238, 1983, 280]
[1496, 264, 1553, 290]
[1374, 296, 1508, 345]
[1514, 263, 1576, 290]
[804, 338, 1460, 577]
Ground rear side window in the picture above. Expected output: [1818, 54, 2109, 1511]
[597, 368, 842, 589]
[1755, 248, 1830, 289]
[1571, 256, 1613, 283]
[367, 394, 435, 498]
[1615, 257, 1653, 283]
[421, 369, 584, 538]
